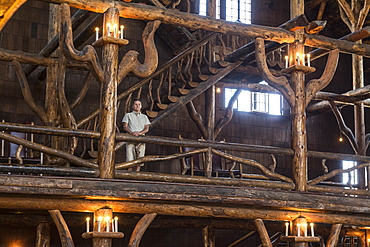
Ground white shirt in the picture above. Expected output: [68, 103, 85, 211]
[122, 111, 150, 132]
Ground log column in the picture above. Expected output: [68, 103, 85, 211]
[93, 207, 113, 247]
[290, 0, 307, 191]
[292, 216, 308, 247]
[98, 7, 119, 179]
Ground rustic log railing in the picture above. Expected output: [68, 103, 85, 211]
[1, 122, 370, 197]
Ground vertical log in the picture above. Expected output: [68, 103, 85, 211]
[289, 0, 307, 192]
[205, 85, 215, 178]
[292, 216, 308, 247]
[326, 224, 342, 247]
[36, 222, 51, 247]
[291, 68, 307, 191]
[98, 7, 119, 179]
[93, 207, 113, 247]
[205, 147, 212, 178]
[202, 225, 215, 247]
[254, 219, 272, 247]
[353, 50, 366, 188]
[48, 4, 60, 58]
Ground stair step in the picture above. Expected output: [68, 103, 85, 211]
[172, 87, 189, 96]
[161, 95, 179, 104]
[185, 81, 199, 89]
[212, 60, 229, 68]
[153, 103, 168, 111]
[145, 110, 159, 118]
[192, 74, 209, 82]
[201, 66, 220, 75]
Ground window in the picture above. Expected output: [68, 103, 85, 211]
[199, 0, 251, 24]
[342, 160, 358, 185]
[224, 83, 283, 115]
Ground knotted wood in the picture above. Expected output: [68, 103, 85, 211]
[127, 213, 157, 247]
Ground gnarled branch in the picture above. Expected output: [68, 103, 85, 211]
[127, 213, 157, 247]
[328, 100, 359, 153]
[186, 101, 207, 138]
[305, 49, 339, 106]
[337, 0, 356, 29]
[11, 60, 48, 124]
[356, 0, 370, 30]
[255, 37, 294, 107]
[308, 162, 370, 186]
[60, 3, 103, 83]
[212, 149, 293, 184]
[214, 89, 241, 138]
[118, 20, 161, 82]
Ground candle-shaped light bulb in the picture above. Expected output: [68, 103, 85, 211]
[86, 217, 90, 232]
[95, 27, 99, 41]
[297, 223, 301, 237]
[285, 222, 289, 236]
[285, 55, 289, 68]
[307, 54, 311, 67]
[114, 216, 119, 232]
[296, 52, 300, 65]
[310, 223, 314, 236]
[113, 24, 117, 38]
[107, 23, 111, 36]
[303, 223, 308, 237]
[120, 25, 124, 39]
[105, 217, 110, 232]
[97, 216, 103, 232]
[302, 54, 306, 66]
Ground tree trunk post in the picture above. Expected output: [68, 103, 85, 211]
[93, 207, 113, 247]
[202, 225, 215, 247]
[98, 7, 119, 179]
[292, 216, 308, 247]
[289, 0, 307, 191]
[36, 222, 51, 247]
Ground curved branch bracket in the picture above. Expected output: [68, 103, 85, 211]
[255, 37, 295, 107]
[127, 213, 157, 247]
[60, 3, 103, 83]
[305, 49, 339, 106]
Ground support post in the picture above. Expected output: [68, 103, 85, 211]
[36, 222, 51, 247]
[292, 217, 308, 247]
[326, 224, 342, 247]
[254, 219, 272, 247]
[98, 7, 119, 179]
[93, 207, 113, 247]
[202, 225, 215, 247]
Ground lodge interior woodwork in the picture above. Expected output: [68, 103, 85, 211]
[1, 0, 370, 246]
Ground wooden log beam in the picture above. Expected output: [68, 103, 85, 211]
[38, 0, 370, 57]
[309, 27, 370, 61]
[2, 196, 370, 227]
[0, 48, 55, 66]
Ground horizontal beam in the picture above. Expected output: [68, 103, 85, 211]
[1, 194, 370, 227]
[39, 0, 370, 57]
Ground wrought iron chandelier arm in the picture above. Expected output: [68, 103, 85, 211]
[60, 3, 103, 83]
[255, 37, 295, 107]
